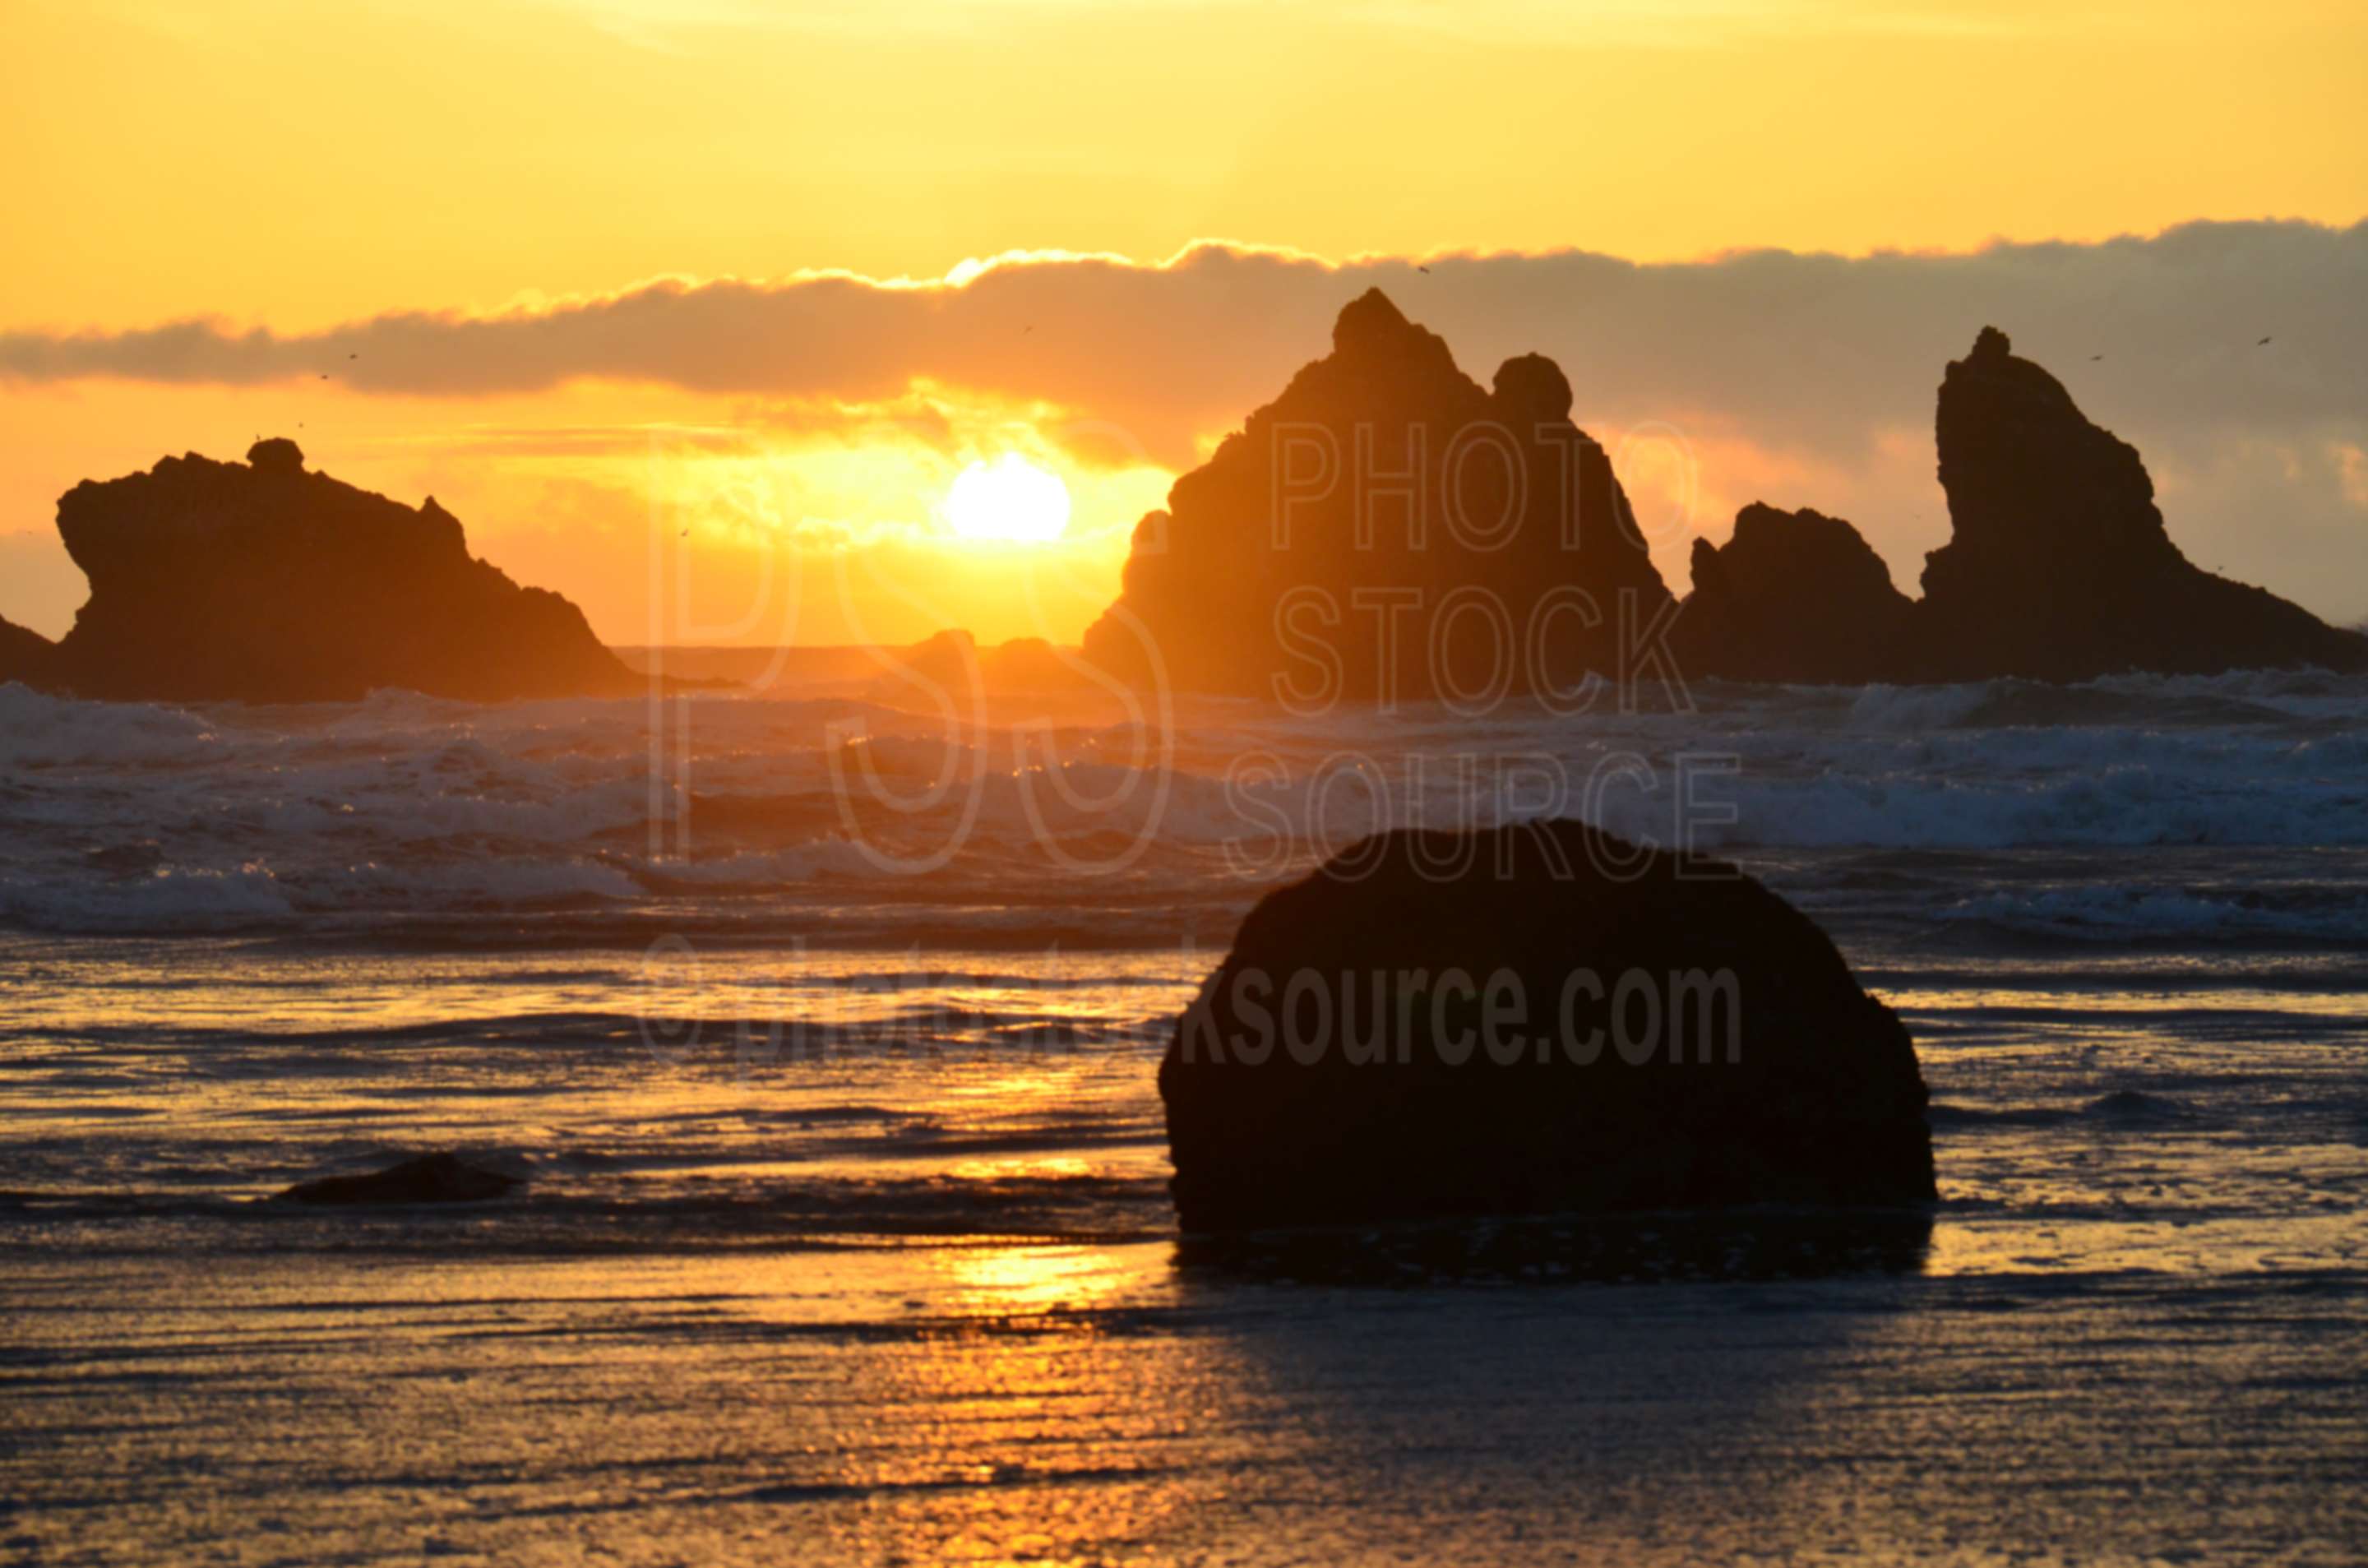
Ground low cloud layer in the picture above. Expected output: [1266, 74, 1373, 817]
[6, 219, 2366, 616]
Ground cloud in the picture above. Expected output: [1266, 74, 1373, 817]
[6, 218, 2366, 615]
[7, 220, 2361, 452]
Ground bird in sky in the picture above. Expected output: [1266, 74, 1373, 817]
[2090, 354, 2103, 361]
[2257, 335, 2273, 346]
[1417, 265, 1431, 274]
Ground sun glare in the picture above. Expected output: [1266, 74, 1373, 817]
[946, 454, 1071, 543]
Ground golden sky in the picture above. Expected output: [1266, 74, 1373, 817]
[3, 0, 2364, 642]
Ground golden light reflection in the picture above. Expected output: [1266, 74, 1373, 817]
[931, 1240, 1151, 1318]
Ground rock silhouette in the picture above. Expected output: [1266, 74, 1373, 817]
[1080, 298, 2364, 696]
[1082, 289, 1676, 702]
[39, 440, 638, 703]
[0, 615, 58, 687]
[1917, 326, 2366, 679]
[1678, 327, 2368, 682]
[1676, 503, 1916, 684]
[878, 628, 1099, 700]
[1158, 820, 1936, 1233]
[278, 1152, 520, 1205]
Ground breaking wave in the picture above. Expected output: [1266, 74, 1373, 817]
[2, 666, 2364, 941]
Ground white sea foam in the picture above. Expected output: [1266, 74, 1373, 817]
[2, 671, 2363, 938]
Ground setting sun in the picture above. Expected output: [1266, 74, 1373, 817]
[945, 454, 1071, 543]
[5, 4, 2367, 1565]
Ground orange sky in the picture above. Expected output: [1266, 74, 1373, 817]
[3, 0, 2364, 642]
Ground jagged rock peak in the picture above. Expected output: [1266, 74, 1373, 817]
[1331, 287, 1413, 353]
[1325, 288, 1467, 384]
[1969, 325, 2012, 361]
[1081, 290, 1674, 700]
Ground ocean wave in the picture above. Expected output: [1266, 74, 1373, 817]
[0, 682, 227, 766]
[1836, 668, 2363, 732]
[0, 861, 296, 932]
[1933, 884, 2368, 942]
[3, 672, 2365, 938]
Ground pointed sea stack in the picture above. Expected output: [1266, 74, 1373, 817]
[1918, 326, 2366, 680]
[44, 440, 639, 703]
[1082, 289, 1677, 701]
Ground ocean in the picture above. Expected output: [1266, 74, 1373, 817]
[3, 667, 2366, 1565]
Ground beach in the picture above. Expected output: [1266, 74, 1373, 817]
[4, 669, 2367, 1564]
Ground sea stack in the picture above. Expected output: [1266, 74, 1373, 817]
[1081, 289, 1677, 702]
[1673, 327, 2368, 683]
[41, 439, 639, 703]
[1675, 503, 1917, 684]
[1917, 326, 2367, 679]
[1158, 821, 1936, 1233]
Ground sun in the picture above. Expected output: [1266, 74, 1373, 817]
[945, 454, 1071, 543]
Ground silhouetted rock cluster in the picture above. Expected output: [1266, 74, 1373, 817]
[25, 440, 637, 703]
[880, 628, 1099, 700]
[1082, 289, 1675, 702]
[1085, 296, 2364, 696]
[1158, 820, 1936, 1232]
[1676, 326, 2367, 682]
